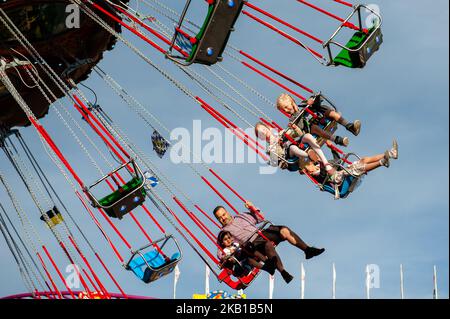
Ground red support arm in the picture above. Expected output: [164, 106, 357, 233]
[242, 10, 324, 59]
[296, 0, 362, 32]
[245, 2, 323, 44]
[241, 61, 306, 101]
[239, 50, 314, 94]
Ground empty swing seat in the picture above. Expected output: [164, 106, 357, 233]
[40, 206, 64, 228]
[126, 235, 182, 284]
[86, 159, 147, 220]
[128, 250, 181, 283]
[333, 27, 383, 68]
[98, 177, 146, 220]
[168, 0, 245, 66]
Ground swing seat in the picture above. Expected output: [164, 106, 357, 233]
[40, 206, 64, 228]
[86, 159, 147, 220]
[128, 251, 181, 283]
[98, 177, 147, 220]
[286, 156, 300, 172]
[300, 117, 338, 150]
[217, 221, 272, 290]
[322, 175, 363, 199]
[125, 235, 182, 284]
[333, 27, 383, 68]
[167, 0, 245, 66]
[218, 267, 260, 290]
[313, 118, 338, 147]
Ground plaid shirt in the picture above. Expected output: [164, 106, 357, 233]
[217, 210, 265, 260]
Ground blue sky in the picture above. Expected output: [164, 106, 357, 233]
[0, 0, 448, 299]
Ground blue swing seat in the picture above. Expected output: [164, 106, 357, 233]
[128, 250, 181, 283]
[323, 176, 354, 199]
[323, 175, 363, 199]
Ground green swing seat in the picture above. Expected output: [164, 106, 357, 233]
[86, 159, 147, 220]
[332, 27, 383, 68]
[98, 177, 147, 220]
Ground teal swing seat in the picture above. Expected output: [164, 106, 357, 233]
[125, 235, 182, 284]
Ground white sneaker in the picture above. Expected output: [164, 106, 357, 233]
[389, 139, 398, 159]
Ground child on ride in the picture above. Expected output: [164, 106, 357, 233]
[255, 121, 337, 175]
[301, 140, 399, 186]
[218, 231, 276, 276]
[276, 93, 361, 147]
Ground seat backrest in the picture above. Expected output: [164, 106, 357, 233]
[188, 0, 245, 65]
[322, 176, 355, 198]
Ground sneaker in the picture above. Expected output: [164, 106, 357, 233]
[281, 270, 294, 284]
[381, 151, 390, 168]
[305, 247, 325, 260]
[335, 136, 349, 147]
[389, 139, 398, 159]
[346, 120, 361, 136]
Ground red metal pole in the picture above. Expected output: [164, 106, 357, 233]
[42, 246, 76, 299]
[190, 212, 218, 243]
[194, 205, 221, 229]
[73, 95, 130, 159]
[303, 169, 320, 186]
[75, 191, 125, 263]
[68, 236, 110, 298]
[239, 50, 314, 94]
[198, 100, 269, 161]
[141, 205, 166, 234]
[201, 176, 241, 216]
[58, 241, 92, 295]
[296, 0, 361, 31]
[242, 61, 306, 101]
[245, 2, 323, 44]
[36, 252, 62, 299]
[94, 252, 128, 298]
[195, 97, 266, 152]
[172, 197, 220, 264]
[325, 142, 352, 164]
[29, 118, 85, 188]
[113, 5, 189, 57]
[334, 0, 353, 8]
[271, 121, 283, 131]
[209, 169, 246, 203]
[242, 10, 324, 59]
[88, 1, 167, 54]
[259, 118, 275, 129]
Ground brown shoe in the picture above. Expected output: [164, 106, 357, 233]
[347, 120, 361, 136]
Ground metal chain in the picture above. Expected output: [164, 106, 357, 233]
[0, 209, 38, 293]
[0, 202, 49, 291]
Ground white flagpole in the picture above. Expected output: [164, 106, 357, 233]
[365, 265, 371, 299]
[433, 265, 438, 299]
[173, 265, 180, 299]
[400, 264, 404, 300]
[269, 274, 275, 299]
[205, 264, 210, 295]
[332, 263, 336, 299]
[300, 263, 305, 300]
